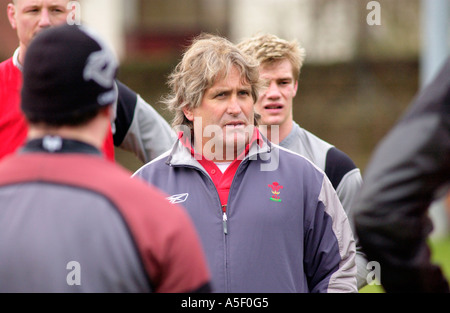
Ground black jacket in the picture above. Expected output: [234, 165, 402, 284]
[352, 57, 450, 293]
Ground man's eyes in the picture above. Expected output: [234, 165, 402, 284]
[25, 7, 39, 13]
[214, 92, 226, 98]
[212, 90, 250, 98]
[24, 7, 66, 14]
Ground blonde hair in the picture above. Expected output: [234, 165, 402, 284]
[237, 33, 306, 81]
[163, 33, 262, 130]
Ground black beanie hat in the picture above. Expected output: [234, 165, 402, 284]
[21, 24, 119, 120]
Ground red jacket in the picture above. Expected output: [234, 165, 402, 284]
[0, 57, 115, 161]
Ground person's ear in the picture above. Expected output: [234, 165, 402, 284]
[293, 80, 299, 97]
[7, 3, 17, 30]
[98, 105, 114, 123]
[105, 105, 114, 119]
[183, 107, 194, 122]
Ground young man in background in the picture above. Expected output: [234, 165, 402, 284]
[237, 33, 367, 289]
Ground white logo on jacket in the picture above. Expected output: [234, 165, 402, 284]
[166, 193, 189, 204]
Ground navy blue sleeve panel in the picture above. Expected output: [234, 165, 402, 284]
[114, 80, 137, 146]
[303, 202, 341, 293]
[324, 147, 357, 191]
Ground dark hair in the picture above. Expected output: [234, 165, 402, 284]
[25, 107, 105, 127]
[21, 24, 118, 128]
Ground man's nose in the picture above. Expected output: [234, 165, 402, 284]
[265, 81, 281, 99]
[227, 96, 242, 115]
[38, 9, 51, 28]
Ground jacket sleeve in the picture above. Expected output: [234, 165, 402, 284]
[334, 168, 369, 290]
[113, 80, 177, 163]
[304, 175, 358, 293]
[324, 147, 368, 290]
[352, 57, 450, 293]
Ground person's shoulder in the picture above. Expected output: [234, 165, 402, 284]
[115, 79, 138, 98]
[325, 147, 357, 172]
[296, 124, 334, 150]
[274, 142, 325, 173]
[0, 57, 14, 78]
[284, 123, 334, 165]
[74, 155, 172, 209]
[293, 123, 358, 171]
[134, 149, 172, 172]
[0, 57, 12, 66]
[323, 147, 360, 190]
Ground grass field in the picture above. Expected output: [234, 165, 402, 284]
[359, 235, 450, 293]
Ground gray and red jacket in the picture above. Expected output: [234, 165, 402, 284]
[133, 130, 357, 293]
[0, 138, 210, 293]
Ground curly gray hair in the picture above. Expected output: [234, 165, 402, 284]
[162, 33, 262, 130]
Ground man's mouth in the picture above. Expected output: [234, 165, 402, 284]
[264, 103, 283, 110]
[224, 121, 246, 128]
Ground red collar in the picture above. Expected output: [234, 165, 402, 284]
[177, 127, 263, 161]
[177, 127, 263, 207]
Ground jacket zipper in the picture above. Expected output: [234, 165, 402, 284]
[172, 158, 250, 292]
[192, 166, 229, 235]
[198, 167, 230, 290]
[222, 204, 228, 235]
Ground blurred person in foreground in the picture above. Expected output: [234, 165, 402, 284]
[0, 24, 210, 293]
[237, 33, 367, 289]
[353, 57, 450, 293]
[133, 33, 357, 293]
[0, 0, 176, 163]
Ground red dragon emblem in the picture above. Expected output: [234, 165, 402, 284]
[268, 182, 283, 202]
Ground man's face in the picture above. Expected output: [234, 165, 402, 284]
[255, 58, 298, 130]
[7, 0, 71, 57]
[184, 66, 255, 162]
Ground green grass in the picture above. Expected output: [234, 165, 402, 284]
[430, 235, 450, 279]
[358, 235, 450, 293]
[359, 282, 385, 293]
